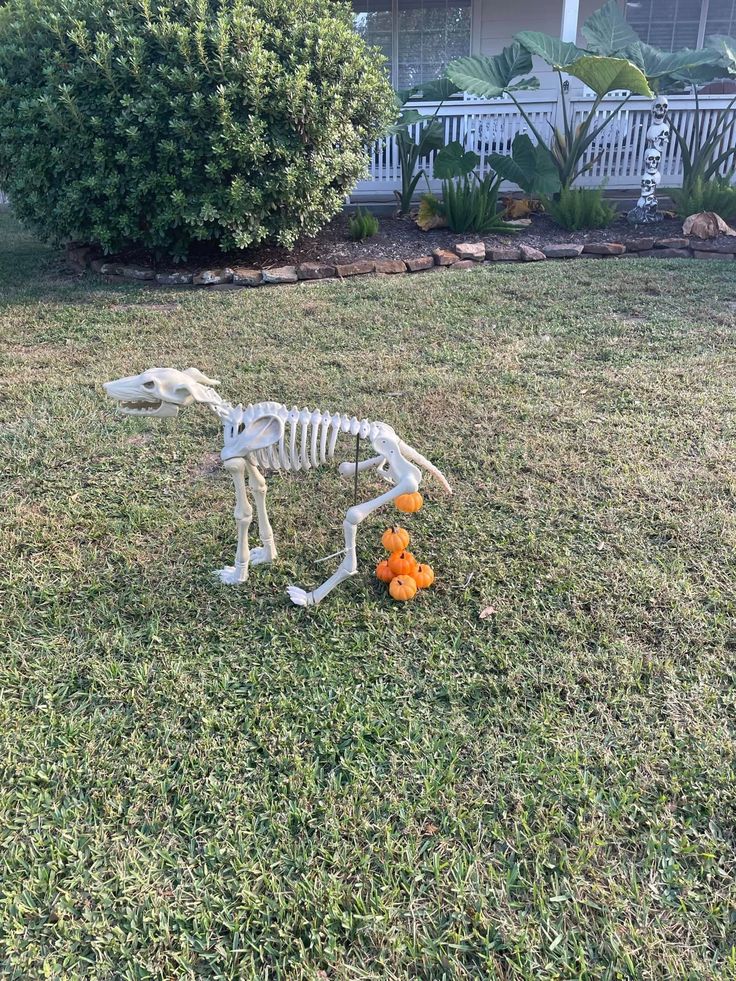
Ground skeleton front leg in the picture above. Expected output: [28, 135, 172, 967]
[216, 457, 253, 584]
[244, 461, 278, 565]
[286, 475, 419, 607]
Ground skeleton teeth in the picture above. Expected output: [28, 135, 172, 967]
[119, 399, 164, 416]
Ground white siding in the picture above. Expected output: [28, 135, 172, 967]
[476, 0, 565, 94]
[475, 0, 638, 95]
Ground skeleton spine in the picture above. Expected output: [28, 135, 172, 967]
[224, 403, 382, 472]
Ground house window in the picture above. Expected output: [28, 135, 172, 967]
[353, 0, 472, 90]
[624, 0, 704, 50]
[705, 0, 736, 36]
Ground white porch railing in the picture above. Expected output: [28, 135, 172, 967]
[353, 92, 736, 199]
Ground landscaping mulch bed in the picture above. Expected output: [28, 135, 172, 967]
[91, 211, 689, 272]
[67, 209, 736, 286]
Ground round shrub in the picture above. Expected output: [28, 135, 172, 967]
[0, 0, 395, 257]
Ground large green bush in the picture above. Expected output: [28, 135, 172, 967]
[0, 0, 394, 257]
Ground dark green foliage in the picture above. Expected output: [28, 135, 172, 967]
[439, 173, 510, 234]
[431, 142, 513, 234]
[544, 186, 618, 230]
[669, 176, 736, 221]
[0, 0, 394, 257]
[488, 133, 561, 199]
[348, 207, 379, 241]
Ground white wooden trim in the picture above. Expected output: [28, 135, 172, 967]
[560, 0, 580, 43]
[697, 0, 710, 48]
[470, 0, 482, 56]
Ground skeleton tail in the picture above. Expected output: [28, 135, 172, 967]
[398, 441, 452, 494]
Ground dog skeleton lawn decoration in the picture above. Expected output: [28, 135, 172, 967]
[104, 368, 452, 606]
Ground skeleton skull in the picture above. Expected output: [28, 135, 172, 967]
[652, 96, 669, 121]
[644, 149, 661, 174]
[104, 367, 220, 417]
[640, 176, 656, 197]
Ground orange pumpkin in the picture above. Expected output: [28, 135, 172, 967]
[395, 491, 424, 513]
[411, 563, 435, 589]
[381, 525, 410, 553]
[389, 575, 417, 602]
[388, 550, 418, 577]
[375, 559, 394, 583]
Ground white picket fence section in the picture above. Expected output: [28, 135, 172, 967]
[354, 92, 736, 199]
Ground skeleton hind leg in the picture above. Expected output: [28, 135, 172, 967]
[217, 457, 253, 584]
[244, 461, 278, 565]
[286, 474, 420, 607]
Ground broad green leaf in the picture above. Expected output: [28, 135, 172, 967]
[433, 140, 479, 179]
[515, 31, 587, 70]
[489, 133, 561, 197]
[391, 108, 428, 128]
[705, 34, 736, 73]
[624, 41, 726, 90]
[416, 118, 446, 156]
[582, 0, 638, 56]
[624, 41, 722, 79]
[447, 43, 539, 98]
[567, 55, 652, 97]
[412, 77, 460, 102]
[387, 108, 428, 135]
[396, 77, 459, 105]
[395, 86, 419, 107]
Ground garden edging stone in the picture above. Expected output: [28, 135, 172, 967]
[582, 243, 626, 255]
[79, 234, 734, 286]
[692, 250, 734, 260]
[519, 244, 546, 262]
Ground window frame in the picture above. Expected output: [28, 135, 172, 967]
[353, 0, 475, 92]
[621, 0, 733, 50]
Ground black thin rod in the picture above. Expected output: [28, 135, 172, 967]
[353, 434, 360, 505]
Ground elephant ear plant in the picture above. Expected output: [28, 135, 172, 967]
[448, 2, 652, 191]
[389, 77, 458, 215]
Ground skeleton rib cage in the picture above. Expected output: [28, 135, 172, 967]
[222, 401, 388, 475]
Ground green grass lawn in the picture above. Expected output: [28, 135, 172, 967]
[2, 207, 735, 979]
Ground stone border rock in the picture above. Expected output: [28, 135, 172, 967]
[69, 235, 736, 285]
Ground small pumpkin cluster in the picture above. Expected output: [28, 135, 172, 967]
[376, 526, 435, 602]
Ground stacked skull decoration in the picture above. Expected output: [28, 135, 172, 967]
[628, 96, 670, 225]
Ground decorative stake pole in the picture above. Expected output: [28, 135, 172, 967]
[628, 95, 670, 225]
[103, 367, 452, 607]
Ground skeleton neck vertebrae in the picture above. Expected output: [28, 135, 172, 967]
[104, 367, 452, 606]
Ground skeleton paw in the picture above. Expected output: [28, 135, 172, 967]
[215, 565, 248, 585]
[286, 585, 314, 607]
[249, 546, 276, 566]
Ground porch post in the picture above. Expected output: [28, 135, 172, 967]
[560, 0, 580, 42]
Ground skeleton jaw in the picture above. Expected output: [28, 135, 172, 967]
[110, 397, 180, 418]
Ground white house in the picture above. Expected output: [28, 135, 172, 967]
[351, 0, 736, 197]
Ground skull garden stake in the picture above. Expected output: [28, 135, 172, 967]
[104, 367, 452, 606]
[628, 97, 669, 225]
